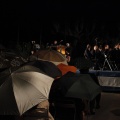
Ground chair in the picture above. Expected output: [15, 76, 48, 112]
[51, 99, 77, 120]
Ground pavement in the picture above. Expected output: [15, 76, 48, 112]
[3, 91, 119, 120]
[50, 92, 120, 120]
[84, 92, 120, 120]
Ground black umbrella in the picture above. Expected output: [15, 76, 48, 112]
[26, 60, 62, 79]
[0, 49, 27, 68]
[50, 72, 101, 101]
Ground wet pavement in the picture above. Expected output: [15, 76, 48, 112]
[50, 92, 120, 120]
[85, 92, 120, 120]
[1, 92, 120, 120]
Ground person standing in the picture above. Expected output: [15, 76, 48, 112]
[79, 68, 101, 115]
[91, 45, 102, 70]
[51, 40, 58, 51]
[84, 44, 93, 61]
[65, 42, 72, 64]
[22, 100, 54, 120]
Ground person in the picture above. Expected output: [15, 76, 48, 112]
[104, 44, 111, 55]
[34, 43, 41, 51]
[36, 100, 54, 120]
[22, 100, 54, 120]
[103, 44, 112, 60]
[79, 68, 101, 115]
[91, 45, 103, 70]
[102, 44, 114, 70]
[110, 43, 120, 70]
[84, 44, 93, 61]
[65, 42, 72, 64]
[49, 79, 85, 120]
[51, 40, 58, 51]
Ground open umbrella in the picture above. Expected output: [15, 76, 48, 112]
[50, 72, 101, 101]
[0, 65, 54, 115]
[26, 60, 62, 78]
[29, 49, 68, 65]
[0, 49, 27, 68]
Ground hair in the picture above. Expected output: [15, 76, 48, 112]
[86, 44, 91, 49]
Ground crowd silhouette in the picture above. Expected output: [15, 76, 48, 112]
[45, 40, 120, 71]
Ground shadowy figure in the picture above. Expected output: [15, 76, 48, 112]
[49, 79, 85, 120]
[79, 68, 101, 115]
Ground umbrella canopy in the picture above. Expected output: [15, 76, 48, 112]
[50, 72, 101, 101]
[26, 60, 62, 78]
[29, 49, 68, 65]
[72, 57, 94, 69]
[0, 67, 8, 73]
[0, 65, 54, 115]
[57, 63, 77, 75]
[0, 49, 27, 68]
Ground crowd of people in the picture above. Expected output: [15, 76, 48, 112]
[84, 43, 120, 70]
[46, 40, 102, 119]
[46, 40, 120, 71]
[1, 39, 120, 120]
[27, 39, 120, 120]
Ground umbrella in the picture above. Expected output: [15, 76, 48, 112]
[57, 63, 77, 75]
[72, 57, 94, 69]
[0, 67, 8, 73]
[26, 60, 62, 78]
[50, 72, 101, 101]
[0, 65, 54, 115]
[0, 49, 27, 68]
[29, 49, 68, 65]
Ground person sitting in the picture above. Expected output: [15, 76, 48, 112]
[22, 100, 54, 120]
[36, 100, 54, 120]
[49, 80, 85, 120]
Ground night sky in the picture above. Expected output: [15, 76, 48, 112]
[1, 1, 120, 48]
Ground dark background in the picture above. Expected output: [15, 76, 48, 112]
[1, 1, 120, 48]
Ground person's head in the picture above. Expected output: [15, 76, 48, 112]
[93, 45, 99, 51]
[119, 43, 120, 49]
[86, 44, 91, 50]
[99, 45, 103, 51]
[114, 43, 119, 49]
[54, 40, 57, 45]
[104, 44, 109, 50]
[66, 43, 70, 47]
